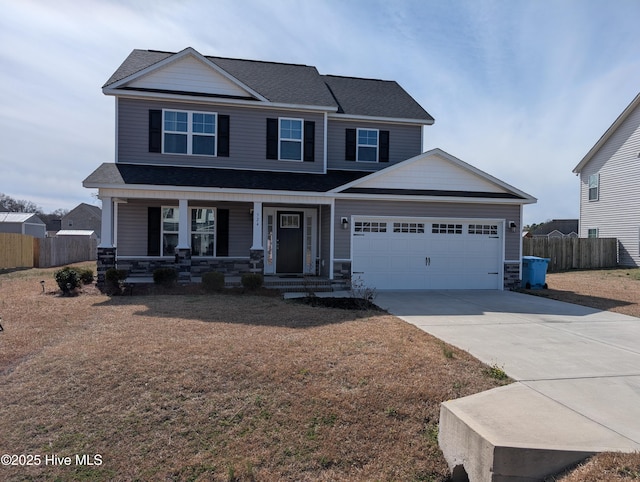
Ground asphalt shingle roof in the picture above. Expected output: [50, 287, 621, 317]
[104, 49, 434, 122]
[84, 163, 370, 193]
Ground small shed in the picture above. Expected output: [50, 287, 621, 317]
[0, 212, 46, 238]
[56, 229, 98, 240]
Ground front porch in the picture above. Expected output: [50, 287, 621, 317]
[96, 194, 342, 290]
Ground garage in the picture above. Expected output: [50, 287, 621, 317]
[351, 217, 504, 290]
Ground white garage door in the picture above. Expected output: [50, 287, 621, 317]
[351, 217, 503, 290]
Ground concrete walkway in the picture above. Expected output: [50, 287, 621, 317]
[374, 290, 640, 481]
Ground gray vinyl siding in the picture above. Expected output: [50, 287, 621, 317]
[578, 102, 640, 266]
[117, 199, 252, 256]
[117, 98, 325, 173]
[333, 199, 521, 260]
[327, 119, 422, 171]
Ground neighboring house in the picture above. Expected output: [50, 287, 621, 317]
[531, 219, 579, 239]
[61, 203, 102, 241]
[84, 47, 536, 290]
[45, 218, 61, 237]
[573, 91, 640, 267]
[0, 212, 46, 238]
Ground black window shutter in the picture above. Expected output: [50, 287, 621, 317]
[216, 209, 229, 256]
[149, 110, 162, 153]
[345, 128, 356, 161]
[218, 115, 230, 157]
[147, 207, 161, 256]
[266, 118, 278, 160]
[303, 121, 315, 162]
[379, 130, 390, 162]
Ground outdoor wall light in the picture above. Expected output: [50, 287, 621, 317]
[341, 217, 349, 230]
[509, 221, 517, 233]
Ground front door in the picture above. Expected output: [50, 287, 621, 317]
[276, 211, 304, 273]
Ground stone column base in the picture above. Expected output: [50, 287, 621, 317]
[249, 249, 264, 274]
[96, 247, 117, 291]
[175, 248, 192, 284]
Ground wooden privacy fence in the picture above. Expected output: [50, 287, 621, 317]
[523, 237, 618, 272]
[34, 237, 97, 268]
[0, 234, 97, 269]
[0, 233, 34, 269]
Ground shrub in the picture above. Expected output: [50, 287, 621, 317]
[54, 266, 81, 295]
[202, 271, 225, 292]
[153, 268, 178, 288]
[76, 267, 94, 285]
[104, 268, 128, 295]
[241, 273, 263, 290]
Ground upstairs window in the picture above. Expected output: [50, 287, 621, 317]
[163, 110, 217, 156]
[588, 174, 599, 201]
[357, 129, 378, 162]
[279, 118, 303, 161]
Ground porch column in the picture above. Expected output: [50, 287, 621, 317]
[96, 196, 115, 292]
[175, 199, 192, 284]
[177, 199, 190, 250]
[98, 196, 113, 248]
[251, 202, 263, 249]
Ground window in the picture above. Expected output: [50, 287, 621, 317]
[162, 207, 179, 255]
[280, 214, 300, 228]
[163, 110, 217, 156]
[357, 129, 378, 162]
[432, 223, 462, 234]
[354, 221, 387, 233]
[191, 208, 215, 256]
[393, 222, 425, 233]
[588, 228, 598, 238]
[279, 118, 303, 161]
[468, 224, 498, 235]
[588, 174, 599, 201]
[161, 207, 216, 256]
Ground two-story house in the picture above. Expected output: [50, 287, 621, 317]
[84, 47, 535, 290]
[573, 91, 640, 267]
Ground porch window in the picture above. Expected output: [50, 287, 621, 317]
[588, 174, 599, 201]
[279, 118, 303, 161]
[163, 109, 217, 156]
[161, 207, 216, 256]
[357, 128, 378, 162]
[162, 207, 179, 255]
[191, 208, 215, 256]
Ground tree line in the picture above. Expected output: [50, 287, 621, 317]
[0, 192, 69, 225]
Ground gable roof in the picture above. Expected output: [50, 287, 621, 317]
[573, 91, 640, 173]
[104, 48, 434, 123]
[331, 148, 536, 203]
[0, 212, 44, 224]
[64, 203, 102, 219]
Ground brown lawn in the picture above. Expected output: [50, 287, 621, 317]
[2, 264, 638, 481]
[0, 263, 506, 481]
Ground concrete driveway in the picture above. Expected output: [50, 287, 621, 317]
[375, 290, 640, 481]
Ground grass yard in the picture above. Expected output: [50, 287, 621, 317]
[0, 263, 507, 481]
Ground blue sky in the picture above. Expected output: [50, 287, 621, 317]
[1, 0, 639, 225]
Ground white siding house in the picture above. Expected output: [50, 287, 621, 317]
[573, 92, 640, 267]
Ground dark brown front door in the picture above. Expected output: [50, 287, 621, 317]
[276, 211, 303, 273]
